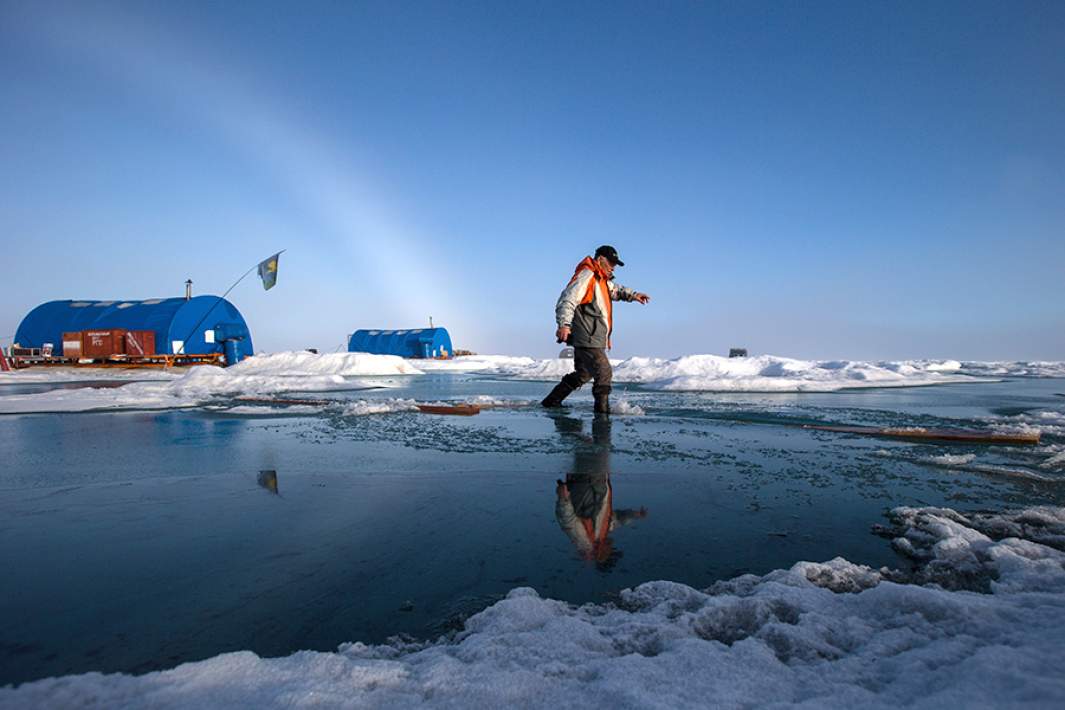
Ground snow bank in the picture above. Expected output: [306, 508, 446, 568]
[2, 352, 1060, 412]
[427, 354, 1065, 390]
[614, 355, 985, 391]
[228, 351, 422, 377]
[872, 360, 1065, 379]
[0, 352, 416, 414]
[5, 505, 1065, 709]
[878, 506, 1065, 591]
[437, 354, 987, 391]
[0, 368, 179, 384]
[956, 361, 1065, 378]
[414, 355, 537, 373]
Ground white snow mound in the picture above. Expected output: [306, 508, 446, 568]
[5, 505, 1065, 708]
[228, 351, 422, 377]
[0, 352, 416, 414]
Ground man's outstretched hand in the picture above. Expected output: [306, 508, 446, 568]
[556, 326, 571, 343]
[633, 292, 651, 304]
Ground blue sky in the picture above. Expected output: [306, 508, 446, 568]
[2, 1, 1062, 360]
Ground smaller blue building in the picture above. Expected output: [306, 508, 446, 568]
[348, 328, 453, 359]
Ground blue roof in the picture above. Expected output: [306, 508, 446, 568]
[15, 296, 254, 361]
[348, 327, 453, 359]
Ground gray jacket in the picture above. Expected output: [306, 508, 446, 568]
[555, 262, 636, 349]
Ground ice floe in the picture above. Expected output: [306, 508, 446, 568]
[341, 398, 419, 416]
[988, 410, 1065, 438]
[430, 354, 1065, 389]
[436, 354, 990, 391]
[206, 404, 323, 417]
[611, 399, 645, 416]
[876, 506, 1065, 591]
[1043, 447, 1065, 471]
[886, 449, 1064, 484]
[463, 395, 534, 407]
[983, 411, 1065, 473]
[924, 453, 978, 466]
[956, 361, 1065, 378]
[4, 505, 1064, 708]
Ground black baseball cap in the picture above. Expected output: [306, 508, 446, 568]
[594, 245, 624, 266]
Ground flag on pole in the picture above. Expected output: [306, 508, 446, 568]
[257, 252, 281, 290]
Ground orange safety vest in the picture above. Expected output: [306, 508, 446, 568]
[578, 486, 613, 549]
[568, 257, 614, 346]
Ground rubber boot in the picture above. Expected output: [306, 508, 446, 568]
[541, 381, 575, 408]
[593, 386, 611, 415]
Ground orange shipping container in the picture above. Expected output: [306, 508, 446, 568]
[81, 329, 127, 359]
[62, 332, 83, 358]
[125, 330, 156, 357]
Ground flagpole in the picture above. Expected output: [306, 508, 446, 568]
[171, 250, 285, 364]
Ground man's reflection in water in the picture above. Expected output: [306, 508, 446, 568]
[553, 414, 647, 570]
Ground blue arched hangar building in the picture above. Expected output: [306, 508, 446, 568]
[348, 328, 453, 359]
[15, 296, 254, 365]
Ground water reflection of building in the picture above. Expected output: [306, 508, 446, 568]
[552, 414, 647, 570]
[257, 469, 279, 494]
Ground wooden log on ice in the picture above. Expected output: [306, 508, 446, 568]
[416, 403, 482, 416]
[801, 424, 1040, 445]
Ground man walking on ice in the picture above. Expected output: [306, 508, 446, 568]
[541, 245, 651, 414]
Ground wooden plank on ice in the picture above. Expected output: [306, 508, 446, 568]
[416, 403, 482, 416]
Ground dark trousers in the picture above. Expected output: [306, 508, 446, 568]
[562, 348, 613, 393]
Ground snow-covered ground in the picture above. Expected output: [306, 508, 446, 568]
[1, 351, 1062, 414]
[228, 351, 422, 377]
[4, 505, 1063, 708]
[412, 353, 1065, 391]
[0, 353, 417, 414]
[415, 354, 539, 373]
[0, 367, 180, 383]
[605, 355, 981, 391]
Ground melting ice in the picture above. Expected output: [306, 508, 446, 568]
[4, 505, 1064, 708]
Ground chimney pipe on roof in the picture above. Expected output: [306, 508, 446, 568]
[185, 279, 192, 301]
